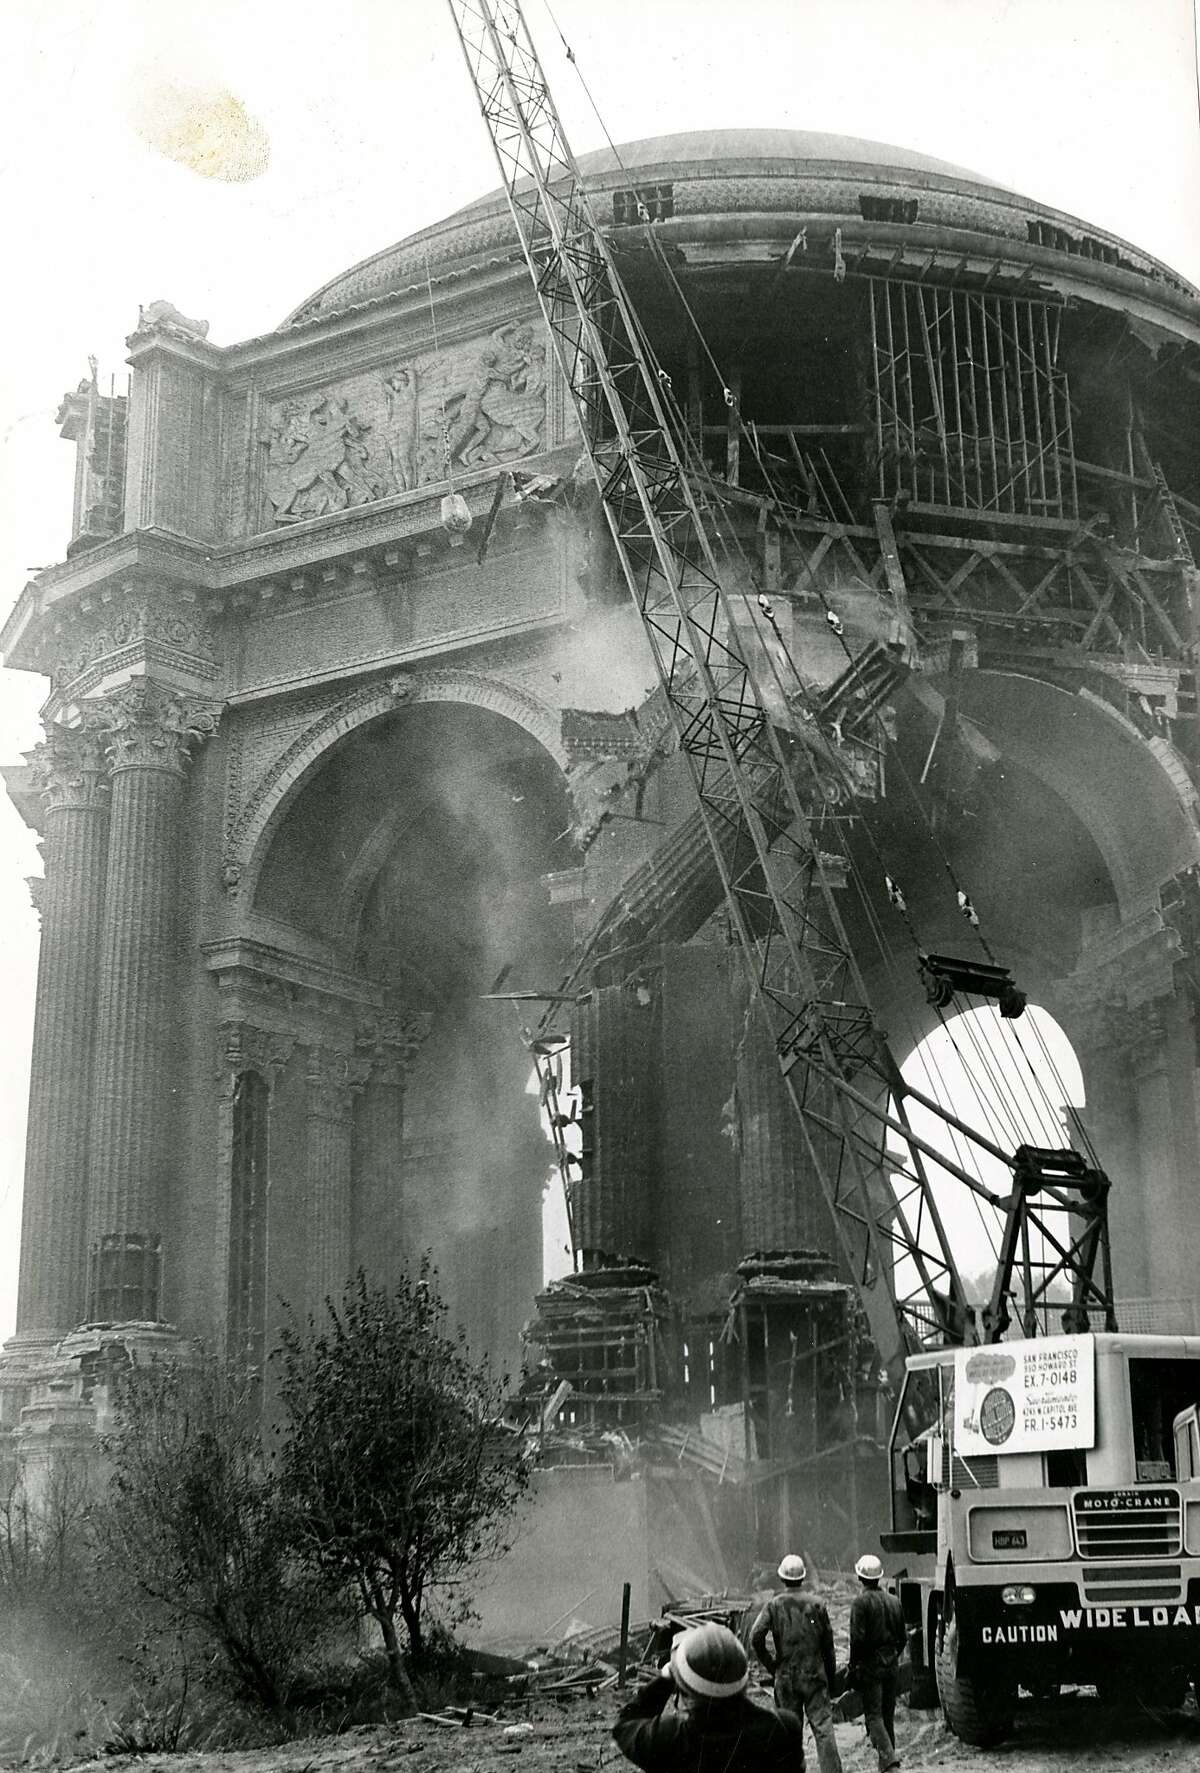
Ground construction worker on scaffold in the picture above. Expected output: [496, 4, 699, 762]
[750, 1553, 843, 1773]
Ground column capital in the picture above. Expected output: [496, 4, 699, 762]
[217, 1020, 295, 1091]
[306, 1045, 371, 1122]
[354, 1009, 433, 1085]
[83, 678, 222, 775]
[29, 723, 110, 815]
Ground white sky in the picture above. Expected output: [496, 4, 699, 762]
[0, 0, 1198, 1341]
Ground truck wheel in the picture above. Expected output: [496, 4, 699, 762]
[934, 1621, 1015, 1747]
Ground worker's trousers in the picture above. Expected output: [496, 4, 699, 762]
[859, 1667, 900, 1771]
[775, 1673, 843, 1773]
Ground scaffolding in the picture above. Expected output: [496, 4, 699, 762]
[869, 279, 1077, 521]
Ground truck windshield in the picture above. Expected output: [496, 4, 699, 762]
[1129, 1358, 1200, 1482]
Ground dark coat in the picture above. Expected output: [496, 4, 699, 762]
[750, 1591, 837, 1690]
[613, 1673, 805, 1773]
[849, 1586, 906, 1681]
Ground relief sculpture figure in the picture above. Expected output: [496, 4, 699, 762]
[473, 332, 546, 463]
[265, 394, 390, 523]
[382, 365, 420, 493]
[438, 323, 546, 468]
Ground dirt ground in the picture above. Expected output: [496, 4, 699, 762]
[41, 1686, 1200, 1773]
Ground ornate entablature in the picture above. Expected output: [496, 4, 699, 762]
[48, 588, 220, 702]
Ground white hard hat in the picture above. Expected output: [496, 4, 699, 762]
[668, 1624, 749, 1699]
[855, 1553, 884, 1582]
[777, 1553, 807, 1583]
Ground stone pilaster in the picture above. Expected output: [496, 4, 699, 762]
[304, 1046, 369, 1315]
[84, 679, 220, 1321]
[11, 727, 110, 1345]
[352, 1012, 433, 1276]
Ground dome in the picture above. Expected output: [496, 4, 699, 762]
[284, 126, 1194, 325]
[480, 127, 1000, 196]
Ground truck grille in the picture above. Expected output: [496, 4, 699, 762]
[1073, 1490, 1181, 1560]
[1080, 1564, 1182, 1604]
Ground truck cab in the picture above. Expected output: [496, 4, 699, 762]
[883, 1332, 1200, 1746]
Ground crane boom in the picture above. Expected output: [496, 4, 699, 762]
[445, 0, 1115, 1376]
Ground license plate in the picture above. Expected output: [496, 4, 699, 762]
[992, 1529, 1027, 1550]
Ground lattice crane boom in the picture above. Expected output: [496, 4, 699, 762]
[445, 0, 1116, 1377]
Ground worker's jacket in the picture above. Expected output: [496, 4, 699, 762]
[848, 1586, 906, 1681]
[750, 1591, 836, 1690]
[613, 1673, 805, 1773]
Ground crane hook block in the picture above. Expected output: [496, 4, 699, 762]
[1011, 1144, 1110, 1203]
[918, 952, 1027, 1019]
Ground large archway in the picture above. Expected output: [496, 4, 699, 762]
[252, 699, 573, 1366]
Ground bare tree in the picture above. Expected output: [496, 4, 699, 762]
[276, 1265, 529, 1704]
[0, 1446, 94, 1605]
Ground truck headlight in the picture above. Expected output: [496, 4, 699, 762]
[1001, 1585, 1037, 1606]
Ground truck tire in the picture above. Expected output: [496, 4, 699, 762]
[934, 1622, 1015, 1747]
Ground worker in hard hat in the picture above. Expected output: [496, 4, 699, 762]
[848, 1554, 907, 1772]
[750, 1554, 843, 1773]
[612, 1621, 806, 1772]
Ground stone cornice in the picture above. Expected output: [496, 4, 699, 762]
[43, 585, 221, 704]
[221, 260, 533, 383]
[203, 935, 380, 1011]
[125, 327, 224, 375]
[3, 448, 574, 677]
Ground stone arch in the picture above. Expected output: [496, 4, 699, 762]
[955, 670, 1200, 917]
[227, 667, 567, 911]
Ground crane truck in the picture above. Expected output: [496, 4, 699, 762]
[885, 1329, 1200, 1740]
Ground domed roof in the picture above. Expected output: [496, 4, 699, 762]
[487, 127, 1000, 195]
[284, 126, 1193, 325]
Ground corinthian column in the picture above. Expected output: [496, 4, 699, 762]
[85, 680, 220, 1321]
[12, 727, 110, 1344]
[304, 1047, 369, 1315]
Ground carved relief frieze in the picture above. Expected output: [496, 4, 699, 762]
[260, 322, 549, 529]
[82, 677, 223, 774]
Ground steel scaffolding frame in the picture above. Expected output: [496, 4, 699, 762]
[869, 279, 1078, 521]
